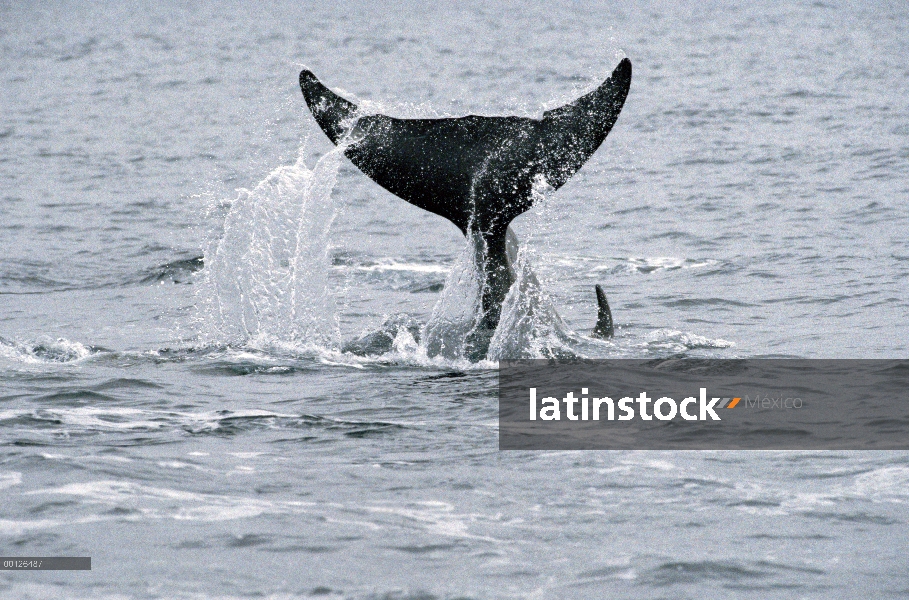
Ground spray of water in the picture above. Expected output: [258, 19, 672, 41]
[419, 176, 584, 361]
[421, 232, 485, 360]
[196, 146, 343, 350]
[195, 139, 588, 363]
[487, 177, 581, 359]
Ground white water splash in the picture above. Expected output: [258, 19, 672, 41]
[0, 336, 94, 364]
[488, 178, 582, 359]
[487, 234, 578, 359]
[197, 146, 343, 348]
[421, 232, 485, 359]
[642, 329, 735, 352]
[420, 176, 587, 361]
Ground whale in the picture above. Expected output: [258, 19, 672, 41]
[299, 59, 630, 356]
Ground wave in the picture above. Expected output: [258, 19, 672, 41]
[175, 138, 739, 364]
[137, 255, 204, 284]
[640, 329, 735, 353]
[0, 337, 97, 364]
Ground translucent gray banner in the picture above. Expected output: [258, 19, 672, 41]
[499, 360, 909, 450]
[0, 557, 91, 570]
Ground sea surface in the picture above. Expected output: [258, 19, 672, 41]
[2, 0, 909, 598]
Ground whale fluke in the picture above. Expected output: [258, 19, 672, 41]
[299, 70, 359, 144]
[592, 284, 614, 339]
[300, 60, 631, 356]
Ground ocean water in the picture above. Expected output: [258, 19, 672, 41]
[2, 0, 909, 598]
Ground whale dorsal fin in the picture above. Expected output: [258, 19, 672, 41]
[592, 284, 615, 339]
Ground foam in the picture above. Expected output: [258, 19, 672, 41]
[0, 336, 94, 364]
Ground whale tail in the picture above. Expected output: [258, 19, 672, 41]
[592, 284, 614, 339]
[299, 61, 630, 353]
[298, 60, 631, 233]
